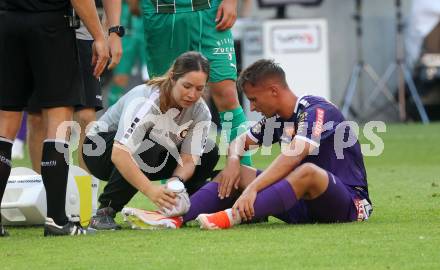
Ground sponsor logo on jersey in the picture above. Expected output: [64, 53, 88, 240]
[296, 111, 308, 135]
[313, 108, 325, 137]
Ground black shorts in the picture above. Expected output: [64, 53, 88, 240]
[27, 39, 103, 113]
[0, 10, 84, 111]
[75, 39, 103, 111]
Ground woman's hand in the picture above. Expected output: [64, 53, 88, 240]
[145, 185, 177, 210]
[217, 157, 241, 199]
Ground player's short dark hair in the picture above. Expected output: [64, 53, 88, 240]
[237, 59, 287, 92]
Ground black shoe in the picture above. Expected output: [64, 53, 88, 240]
[44, 217, 95, 237]
[0, 225, 9, 237]
[89, 207, 121, 230]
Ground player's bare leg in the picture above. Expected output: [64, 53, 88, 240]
[0, 111, 22, 140]
[74, 108, 96, 173]
[210, 80, 252, 166]
[27, 113, 45, 173]
[41, 107, 91, 235]
[210, 80, 240, 112]
[0, 110, 22, 236]
[284, 163, 329, 200]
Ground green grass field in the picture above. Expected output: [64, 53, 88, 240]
[1, 123, 440, 269]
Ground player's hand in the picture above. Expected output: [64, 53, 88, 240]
[217, 157, 241, 199]
[107, 33, 122, 70]
[215, 0, 238, 31]
[232, 186, 257, 221]
[91, 37, 110, 78]
[146, 185, 177, 210]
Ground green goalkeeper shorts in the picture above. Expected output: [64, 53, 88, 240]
[142, 7, 237, 82]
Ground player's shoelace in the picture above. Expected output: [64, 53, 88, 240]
[70, 222, 87, 235]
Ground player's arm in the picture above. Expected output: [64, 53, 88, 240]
[102, 0, 122, 69]
[70, 0, 109, 77]
[216, 0, 238, 31]
[170, 153, 198, 183]
[232, 138, 315, 220]
[251, 138, 314, 192]
[111, 142, 176, 209]
[217, 132, 260, 199]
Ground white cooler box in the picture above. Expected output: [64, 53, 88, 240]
[1, 166, 99, 226]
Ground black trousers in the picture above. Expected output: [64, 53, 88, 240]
[83, 131, 219, 212]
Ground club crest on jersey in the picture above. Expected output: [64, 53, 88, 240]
[180, 129, 189, 139]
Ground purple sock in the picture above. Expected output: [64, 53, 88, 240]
[16, 113, 27, 141]
[183, 182, 235, 223]
[253, 179, 297, 220]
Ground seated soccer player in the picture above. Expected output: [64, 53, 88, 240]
[123, 59, 372, 229]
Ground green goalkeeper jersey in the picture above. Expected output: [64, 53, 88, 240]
[142, 0, 221, 14]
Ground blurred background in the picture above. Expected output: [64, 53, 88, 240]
[98, 0, 440, 125]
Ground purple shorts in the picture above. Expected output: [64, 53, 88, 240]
[257, 170, 361, 224]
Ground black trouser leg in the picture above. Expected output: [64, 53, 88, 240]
[185, 142, 219, 195]
[99, 141, 219, 212]
[82, 132, 115, 180]
[85, 131, 219, 213]
[82, 132, 137, 212]
[98, 167, 139, 212]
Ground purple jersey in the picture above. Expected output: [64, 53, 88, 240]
[247, 95, 369, 200]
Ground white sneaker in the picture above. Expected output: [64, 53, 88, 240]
[11, 139, 24, 160]
[44, 217, 95, 236]
[121, 207, 182, 230]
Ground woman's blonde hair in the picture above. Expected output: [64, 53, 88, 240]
[147, 51, 210, 112]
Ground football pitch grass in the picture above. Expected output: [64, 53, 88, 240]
[1, 123, 439, 269]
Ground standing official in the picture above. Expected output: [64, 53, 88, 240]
[26, 0, 123, 174]
[0, 0, 109, 236]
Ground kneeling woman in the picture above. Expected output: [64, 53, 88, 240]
[83, 52, 219, 230]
